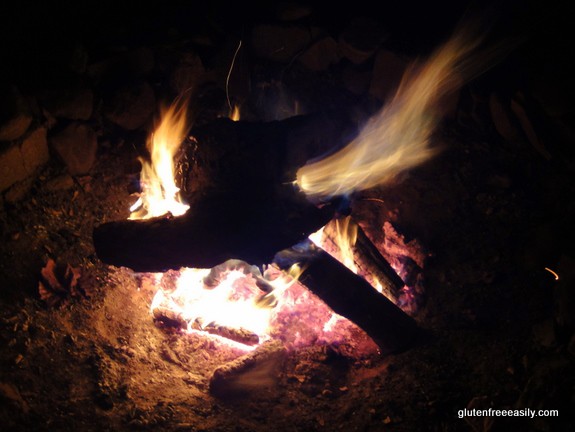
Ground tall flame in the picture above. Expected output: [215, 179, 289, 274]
[129, 98, 190, 220]
[296, 21, 499, 199]
[335, 216, 358, 273]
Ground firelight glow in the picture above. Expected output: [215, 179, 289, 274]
[133, 90, 397, 351]
[129, 98, 190, 220]
[153, 268, 273, 338]
[296, 24, 490, 199]
[309, 216, 387, 295]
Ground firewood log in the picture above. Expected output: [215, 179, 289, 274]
[94, 111, 356, 272]
[273, 239, 420, 354]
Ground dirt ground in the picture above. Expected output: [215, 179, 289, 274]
[2, 2, 575, 432]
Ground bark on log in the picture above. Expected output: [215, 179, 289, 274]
[273, 239, 419, 355]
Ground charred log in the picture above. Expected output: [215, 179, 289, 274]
[94, 112, 356, 272]
[273, 239, 419, 355]
[93, 194, 335, 272]
[203, 259, 274, 293]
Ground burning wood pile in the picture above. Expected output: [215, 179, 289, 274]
[3, 3, 574, 430]
[92, 16, 508, 361]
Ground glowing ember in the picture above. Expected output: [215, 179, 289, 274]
[148, 264, 373, 352]
[129, 97, 190, 220]
[544, 267, 559, 281]
[151, 268, 273, 346]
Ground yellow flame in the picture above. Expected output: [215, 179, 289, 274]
[229, 104, 241, 121]
[373, 278, 384, 294]
[151, 268, 274, 339]
[335, 216, 358, 273]
[130, 98, 190, 220]
[296, 23, 492, 198]
[309, 217, 358, 274]
[308, 226, 324, 246]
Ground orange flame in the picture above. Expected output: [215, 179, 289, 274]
[296, 22, 499, 199]
[229, 104, 241, 121]
[130, 98, 190, 220]
[335, 216, 358, 273]
[309, 217, 358, 275]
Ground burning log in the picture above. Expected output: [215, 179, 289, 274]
[273, 239, 419, 355]
[152, 305, 188, 329]
[152, 294, 261, 346]
[93, 112, 356, 272]
[203, 323, 260, 346]
[93, 194, 335, 272]
[320, 216, 404, 303]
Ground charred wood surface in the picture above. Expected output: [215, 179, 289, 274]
[93, 196, 334, 272]
[273, 239, 419, 355]
[93, 112, 356, 272]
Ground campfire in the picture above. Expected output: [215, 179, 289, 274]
[2, 2, 573, 430]
[110, 97, 418, 356]
[93, 18, 506, 360]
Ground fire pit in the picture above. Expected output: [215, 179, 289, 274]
[1, 2, 574, 431]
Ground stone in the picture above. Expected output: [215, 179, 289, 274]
[0, 127, 49, 192]
[532, 318, 557, 348]
[21, 127, 49, 175]
[103, 81, 155, 130]
[50, 122, 98, 175]
[0, 145, 26, 192]
[88, 47, 155, 83]
[169, 51, 207, 95]
[511, 93, 552, 160]
[369, 49, 408, 102]
[44, 174, 75, 192]
[0, 85, 33, 142]
[341, 64, 372, 96]
[338, 17, 388, 65]
[297, 36, 339, 72]
[274, 3, 312, 21]
[39, 78, 93, 121]
[4, 177, 35, 203]
[251, 24, 322, 63]
[489, 92, 522, 142]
